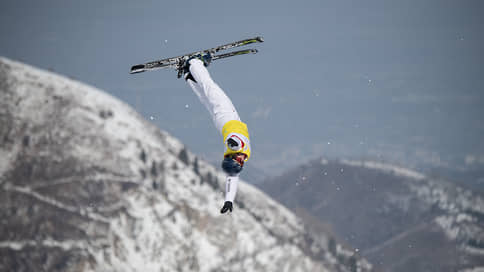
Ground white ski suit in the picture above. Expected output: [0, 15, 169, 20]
[186, 59, 251, 203]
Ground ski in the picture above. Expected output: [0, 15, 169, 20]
[211, 49, 258, 61]
[131, 49, 259, 76]
[130, 36, 263, 75]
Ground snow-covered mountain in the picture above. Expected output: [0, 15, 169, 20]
[0, 57, 372, 272]
[260, 158, 484, 272]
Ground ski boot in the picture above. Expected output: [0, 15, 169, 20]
[180, 53, 212, 80]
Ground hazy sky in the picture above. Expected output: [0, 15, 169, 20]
[1, 0, 483, 177]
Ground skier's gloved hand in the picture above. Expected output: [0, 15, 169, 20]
[227, 138, 240, 151]
[220, 201, 233, 214]
[226, 135, 244, 152]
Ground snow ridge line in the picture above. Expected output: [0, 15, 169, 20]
[2, 184, 110, 224]
[0, 239, 88, 251]
[339, 159, 426, 181]
[29, 173, 138, 190]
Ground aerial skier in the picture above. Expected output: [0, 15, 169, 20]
[130, 36, 263, 214]
[182, 55, 250, 214]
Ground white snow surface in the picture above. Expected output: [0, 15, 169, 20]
[339, 159, 426, 181]
[0, 57, 371, 272]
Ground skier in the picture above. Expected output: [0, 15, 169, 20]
[182, 54, 251, 214]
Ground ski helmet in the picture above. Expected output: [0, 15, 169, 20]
[221, 156, 243, 175]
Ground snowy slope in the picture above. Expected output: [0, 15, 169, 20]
[0, 57, 372, 272]
[261, 158, 484, 272]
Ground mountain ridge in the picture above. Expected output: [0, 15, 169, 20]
[0, 57, 372, 272]
[259, 157, 484, 272]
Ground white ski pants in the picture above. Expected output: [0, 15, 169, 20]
[186, 59, 241, 134]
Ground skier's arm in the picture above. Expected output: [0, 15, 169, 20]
[220, 175, 238, 214]
[225, 175, 238, 203]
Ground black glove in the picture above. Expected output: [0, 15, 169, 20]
[227, 138, 239, 149]
[220, 201, 233, 214]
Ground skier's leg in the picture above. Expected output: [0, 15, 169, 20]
[186, 59, 241, 134]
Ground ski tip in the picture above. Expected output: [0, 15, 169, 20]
[256, 36, 264, 42]
[130, 64, 145, 74]
[130, 70, 145, 74]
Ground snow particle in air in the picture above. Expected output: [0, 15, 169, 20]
[150, 116, 155, 120]
[355, 248, 360, 252]
[185, 104, 189, 108]
[327, 141, 331, 145]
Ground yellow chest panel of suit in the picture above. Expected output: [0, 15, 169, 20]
[222, 120, 251, 160]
